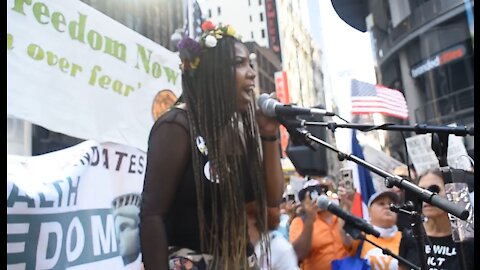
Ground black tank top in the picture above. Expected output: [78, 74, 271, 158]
[160, 108, 254, 252]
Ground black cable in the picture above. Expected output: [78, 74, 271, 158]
[400, 131, 413, 182]
[361, 123, 395, 132]
[335, 114, 350, 124]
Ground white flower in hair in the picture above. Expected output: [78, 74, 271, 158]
[204, 35, 218, 48]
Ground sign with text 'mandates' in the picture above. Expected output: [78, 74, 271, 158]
[7, 140, 146, 269]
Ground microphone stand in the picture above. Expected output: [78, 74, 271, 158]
[430, 132, 470, 270]
[278, 117, 471, 270]
[291, 125, 469, 220]
[390, 203, 428, 270]
[361, 233, 421, 270]
[343, 222, 420, 270]
[302, 121, 474, 137]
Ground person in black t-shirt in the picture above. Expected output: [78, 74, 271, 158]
[398, 169, 474, 270]
[139, 20, 284, 270]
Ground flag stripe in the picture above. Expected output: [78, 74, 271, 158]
[352, 96, 408, 110]
[351, 105, 409, 115]
[351, 108, 408, 119]
[353, 96, 408, 106]
[350, 129, 376, 220]
[352, 105, 408, 114]
[351, 102, 408, 113]
[350, 79, 409, 119]
[183, 0, 204, 39]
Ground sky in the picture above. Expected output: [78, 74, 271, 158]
[318, 0, 377, 116]
[321, 3, 376, 76]
[317, 0, 377, 153]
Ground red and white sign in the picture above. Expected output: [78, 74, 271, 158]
[274, 71, 289, 157]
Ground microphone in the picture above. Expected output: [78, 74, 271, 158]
[317, 194, 380, 237]
[257, 93, 335, 118]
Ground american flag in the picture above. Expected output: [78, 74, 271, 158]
[183, 0, 204, 39]
[351, 79, 409, 120]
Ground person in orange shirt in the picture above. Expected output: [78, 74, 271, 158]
[289, 176, 353, 270]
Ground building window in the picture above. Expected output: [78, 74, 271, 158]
[408, 0, 429, 9]
[208, 9, 212, 18]
[260, 13, 264, 22]
[251, 32, 254, 39]
[259, 0, 262, 5]
[248, 0, 251, 6]
[261, 29, 265, 38]
[217, 6, 221, 16]
[250, 15, 253, 22]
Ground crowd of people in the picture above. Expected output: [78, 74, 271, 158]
[256, 168, 474, 270]
[139, 19, 474, 270]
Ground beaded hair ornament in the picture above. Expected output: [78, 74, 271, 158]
[177, 20, 241, 75]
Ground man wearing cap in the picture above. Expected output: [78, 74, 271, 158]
[289, 176, 353, 270]
[339, 189, 403, 270]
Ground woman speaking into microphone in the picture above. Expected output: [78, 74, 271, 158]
[139, 20, 284, 270]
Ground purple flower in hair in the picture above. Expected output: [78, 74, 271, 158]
[177, 36, 201, 60]
[176, 21, 240, 74]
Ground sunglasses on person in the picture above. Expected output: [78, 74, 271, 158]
[420, 184, 441, 193]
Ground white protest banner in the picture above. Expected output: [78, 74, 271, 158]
[405, 134, 440, 175]
[446, 123, 473, 171]
[362, 145, 404, 192]
[447, 135, 472, 171]
[7, 0, 182, 152]
[406, 132, 473, 176]
[7, 140, 146, 269]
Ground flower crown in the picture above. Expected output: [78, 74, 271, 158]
[177, 20, 241, 74]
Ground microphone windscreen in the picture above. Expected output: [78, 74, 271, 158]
[317, 194, 330, 210]
[257, 93, 279, 117]
[257, 93, 270, 107]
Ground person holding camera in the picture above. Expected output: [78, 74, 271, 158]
[288, 175, 353, 270]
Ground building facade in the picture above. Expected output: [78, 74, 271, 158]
[276, 0, 319, 107]
[244, 42, 282, 94]
[199, 0, 270, 47]
[333, 0, 474, 160]
[81, 0, 185, 51]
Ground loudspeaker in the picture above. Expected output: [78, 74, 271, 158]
[286, 113, 328, 177]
